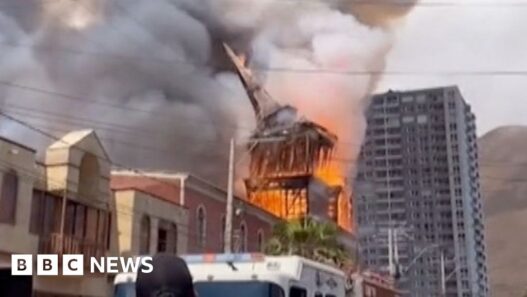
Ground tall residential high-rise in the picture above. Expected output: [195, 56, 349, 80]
[354, 86, 488, 297]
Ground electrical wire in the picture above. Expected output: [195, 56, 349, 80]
[4, 105, 527, 169]
[0, 160, 264, 244]
[4, 0, 527, 11]
[1, 0, 526, 148]
[3, 109, 527, 185]
[3, 40, 527, 77]
[4, 104, 236, 148]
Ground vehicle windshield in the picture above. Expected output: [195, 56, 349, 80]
[195, 281, 284, 297]
[114, 282, 136, 297]
[113, 281, 284, 297]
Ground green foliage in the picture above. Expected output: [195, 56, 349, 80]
[265, 217, 351, 269]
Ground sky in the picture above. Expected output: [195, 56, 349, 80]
[377, 1, 527, 135]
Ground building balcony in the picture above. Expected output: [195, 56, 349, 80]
[39, 233, 106, 260]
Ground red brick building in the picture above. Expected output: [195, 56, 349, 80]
[111, 171, 280, 254]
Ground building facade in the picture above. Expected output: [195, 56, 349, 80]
[0, 130, 193, 297]
[0, 136, 39, 295]
[111, 171, 280, 254]
[0, 128, 354, 296]
[354, 87, 489, 297]
[112, 188, 189, 256]
[33, 130, 114, 297]
[0, 130, 116, 297]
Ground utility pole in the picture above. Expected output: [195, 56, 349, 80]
[394, 228, 399, 271]
[59, 188, 68, 254]
[222, 137, 284, 254]
[388, 228, 394, 276]
[224, 138, 235, 253]
[440, 251, 446, 296]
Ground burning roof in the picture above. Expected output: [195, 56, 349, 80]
[223, 43, 282, 124]
[224, 42, 347, 224]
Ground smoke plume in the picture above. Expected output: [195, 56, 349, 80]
[0, 0, 417, 185]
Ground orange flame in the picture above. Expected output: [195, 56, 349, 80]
[316, 161, 344, 186]
[249, 190, 307, 220]
[316, 161, 352, 232]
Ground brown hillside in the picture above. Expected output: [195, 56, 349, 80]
[479, 126, 527, 297]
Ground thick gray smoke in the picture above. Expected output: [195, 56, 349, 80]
[0, 0, 416, 185]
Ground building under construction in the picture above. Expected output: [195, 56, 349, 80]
[223, 44, 349, 226]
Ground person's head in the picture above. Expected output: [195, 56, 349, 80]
[136, 254, 196, 297]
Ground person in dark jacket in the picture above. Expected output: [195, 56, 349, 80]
[136, 254, 196, 297]
[0, 269, 32, 297]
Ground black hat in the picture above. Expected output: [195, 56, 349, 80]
[136, 254, 195, 297]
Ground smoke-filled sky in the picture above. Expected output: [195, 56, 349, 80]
[2, 1, 521, 186]
[0, 0, 420, 185]
[377, 1, 527, 135]
[2, 0, 522, 186]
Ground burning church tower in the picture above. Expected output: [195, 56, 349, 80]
[223, 44, 352, 230]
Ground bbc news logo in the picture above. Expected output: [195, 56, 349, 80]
[11, 254, 153, 275]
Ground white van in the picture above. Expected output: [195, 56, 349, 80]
[113, 253, 348, 297]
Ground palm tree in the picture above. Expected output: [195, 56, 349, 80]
[265, 217, 351, 269]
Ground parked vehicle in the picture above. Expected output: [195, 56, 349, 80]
[114, 253, 348, 297]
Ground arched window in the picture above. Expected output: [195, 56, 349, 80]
[197, 206, 206, 250]
[78, 153, 100, 199]
[0, 170, 18, 224]
[257, 229, 265, 252]
[139, 215, 150, 254]
[157, 227, 167, 253]
[220, 215, 226, 250]
[239, 222, 248, 252]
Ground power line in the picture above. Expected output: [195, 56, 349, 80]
[1, 77, 362, 147]
[4, 104, 236, 148]
[3, 103, 368, 151]
[22, 120, 232, 163]
[254, 69, 527, 77]
[4, 0, 527, 11]
[0, 1, 525, 151]
[0, 80, 251, 134]
[4, 40, 527, 77]
[0, 70, 519, 150]
[2, 109, 367, 167]
[3, 0, 527, 79]
[273, 0, 527, 7]
[6, 108, 527, 183]
[5, 105, 527, 169]
[1, 1, 527, 170]
[0, 40, 179, 67]
[26, 120, 363, 167]
[0, 78, 365, 146]
[0, 159, 258, 243]
[0, 109, 237, 206]
[3, 107, 527, 238]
